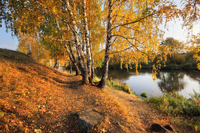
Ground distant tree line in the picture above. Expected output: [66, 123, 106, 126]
[108, 37, 199, 70]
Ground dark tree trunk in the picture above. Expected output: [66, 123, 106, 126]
[36, 33, 40, 62]
[98, 0, 112, 89]
[69, 61, 72, 73]
[53, 58, 58, 68]
[64, 42, 81, 75]
[64, 45, 81, 75]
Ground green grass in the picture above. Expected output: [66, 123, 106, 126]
[93, 76, 133, 94]
[106, 80, 132, 94]
[146, 91, 200, 131]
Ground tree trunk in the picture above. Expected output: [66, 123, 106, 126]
[36, 33, 40, 62]
[69, 61, 72, 73]
[98, 0, 112, 89]
[68, 42, 80, 75]
[53, 58, 58, 68]
[55, 19, 81, 76]
[66, 1, 88, 85]
[74, 30, 88, 84]
[90, 42, 95, 84]
[89, 14, 95, 84]
[82, 0, 92, 83]
[64, 42, 81, 75]
[27, 43, 32, 56]
[37, 42, 39, 61]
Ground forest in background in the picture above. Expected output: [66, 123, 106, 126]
[109, 37, 199, 70]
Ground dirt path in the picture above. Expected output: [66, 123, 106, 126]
[104, 87, 189, 133]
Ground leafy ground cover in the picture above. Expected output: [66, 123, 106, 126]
[0, 48, 196, 132]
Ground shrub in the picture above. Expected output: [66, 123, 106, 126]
[140, 92, 148, 98]
[147, 91, 200, 131]
[147, 91, 200, 116]
[182, 63, 192, 69]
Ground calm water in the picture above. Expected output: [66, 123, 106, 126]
[96, 69, 200, 98]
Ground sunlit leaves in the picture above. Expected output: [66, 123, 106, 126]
[107, 0, 178, 73]
[181, 0, 200, 29]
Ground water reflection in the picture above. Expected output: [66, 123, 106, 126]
[156, 71, 185, 93]
[94, 69, 200, 98]
[95, 69, 132, 80]
[95, 69, 151, 80]
[184, 71, 200, 84]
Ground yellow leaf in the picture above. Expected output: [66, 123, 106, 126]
[194, 125, 198, 132]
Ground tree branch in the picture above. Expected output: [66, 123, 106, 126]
[111, 34, 150, 57]
[110, 45, 133, 54]
[110, 6, 171, 32]
[110, 12, 156, 32]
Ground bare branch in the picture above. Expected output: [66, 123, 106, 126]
[110, 45, 133, 54]
[193, 0, 197, 21]
[111, 37, 117, 44]
[111, 34, 136, 40]
[110, 12, 156, 32]
[111, 34, 150, 57]
[110, 6, 172, 32]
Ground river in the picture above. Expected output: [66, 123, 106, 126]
[95, 69, 200, 98]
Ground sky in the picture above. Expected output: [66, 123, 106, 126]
[0, 24, 19, 51]
[160, 19, 200, 42]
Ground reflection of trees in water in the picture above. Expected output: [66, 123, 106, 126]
[96, 69, 200, 93]
[184, 71, 200, 83]
[95, 69, 149, 80]
[157, 71, 185, 93]
[95, 69, 131, 80]
[184, 70, 200, 91]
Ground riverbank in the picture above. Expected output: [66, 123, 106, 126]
[147, 92, 200, 132]
[93, 75, 200, 132]
[0, 48, 196, 132]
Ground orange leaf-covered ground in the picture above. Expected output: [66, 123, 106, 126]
[0, 48, 192, 132]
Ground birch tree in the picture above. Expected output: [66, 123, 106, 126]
[97, 0, 178, 88]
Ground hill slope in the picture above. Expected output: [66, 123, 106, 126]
[0, 48, 191, 133]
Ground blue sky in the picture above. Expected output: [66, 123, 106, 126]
[0, 23, 18, 50]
